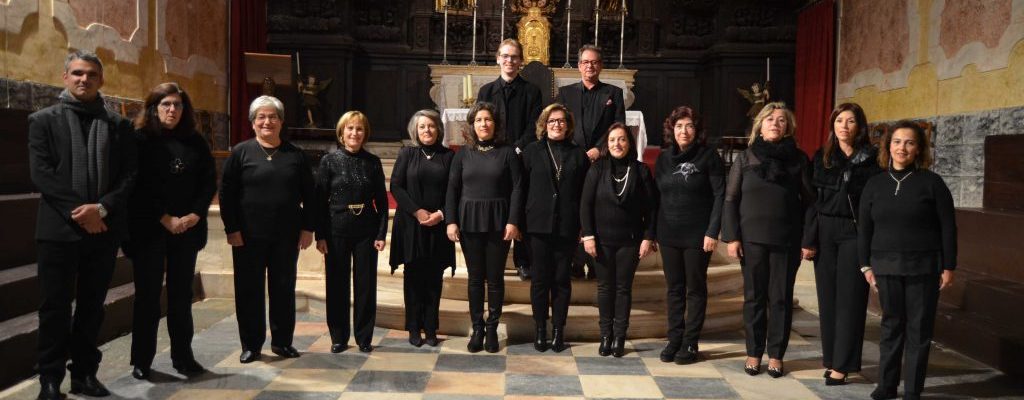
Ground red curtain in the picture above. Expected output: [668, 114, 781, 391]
[794, 0, 835, 156]
[229, 0, 268, 146]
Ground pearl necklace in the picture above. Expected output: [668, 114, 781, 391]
[613, 165, 630, 197]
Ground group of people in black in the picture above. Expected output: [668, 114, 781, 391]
[28, 47, 955, 400]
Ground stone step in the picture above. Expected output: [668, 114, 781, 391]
[0, 195, 39, 271]
[934, 302, 1024, 379]
[0, 256, 135, 324]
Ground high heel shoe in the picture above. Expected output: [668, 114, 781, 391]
[598, 336, 612, 357]
[823, 368, 832, 378]
[611, 336, 626, 358]
[825, 371, 848, 386]
[467, 328, 484, 353]
[744, 357, 760, 376]
[534, 325, 549, 352]
[766, 360, 785, 378]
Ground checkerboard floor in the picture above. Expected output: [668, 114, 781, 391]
[1, 299, 1020, 399]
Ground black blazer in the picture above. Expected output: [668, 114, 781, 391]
[477, 76, 544, 149]
[521, 138, 589, 237]
[555, 81, 626, 151]
[580, 157, 658, 247]
[27, 103, 137, 241]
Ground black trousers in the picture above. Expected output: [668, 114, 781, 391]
[326, 235, 378, 346]
[528, 234, 575, 328]
[36, 236, 118, 381]
[740, 242, 800, 359]
[403, 259, 444, 334]
[461, 232, 509, 328]
[814, 215, 868, 373]
[594, 244, 640, 337]
[129, 234, 200, 368]
[876, 273, 940, 397]
[661, 245, 710, 346]
[231, 236, 298, 351]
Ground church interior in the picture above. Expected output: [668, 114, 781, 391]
[1, 0, 1023, 398]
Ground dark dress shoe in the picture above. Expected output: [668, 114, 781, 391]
[744, 363, 760, 376]
[534, 326, 548, 352]
[467, 328, 485, 353]
[767, 363, 785, 378]
[409, 331, 423, 347]
[869, 386, 898, 400]
[271, 345, 301, 358]
[598, 336, 612, 357]
[824, 372, 848, 386]
[37, 379, 62, 400]
[659, 341, 681, 363]
[330, 343, 347, 353]
[674, 345, 698, 365]
[424, 331, 440, 347]
[173, 359, 205, 377]
[70, 375, 110, 397]
[550, 328, 567, 353]
[358, 343, 373, 353]
[516, 265, 531, 281]
[484, 325, 500, 353]
[132, 366, 151, 380]
[612, 336, 626, 358]
[823, 368, 832, 378]
[239, 349, 261, 363]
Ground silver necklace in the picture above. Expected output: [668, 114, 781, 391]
[420, 148, 435, 160]
[546, 141, 563, 182]
[614, 165, 630, 197]
[258, 144, 279, 161]
[888, 169, 913, 196]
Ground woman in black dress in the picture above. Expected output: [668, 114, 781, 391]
[580, 123, 658, 358]
[315, 111, 388, 353]
[390, 109, 455, 347]
[125, 83, 215, 379]
[721, 102, 815, 377]
[808, 103, 882, 385]
[220, 95, 316, 363]
[445, 102, 523, 353]
[859, 121, 956, 400]
[653, 106, 724, 364]
[522, 103, 589, 352]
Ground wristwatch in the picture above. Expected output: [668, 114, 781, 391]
[96, 203, 108, 219]
[860, 266, 872, 273]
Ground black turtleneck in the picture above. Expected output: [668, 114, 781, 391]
[720, 137, 815, 247]
[521, 137, 589, 237]
[315, 146, 388, 240]
[857, 165, 957, 275]
[580, 155, 658, 247]
[445, 141, 523, 232]
[654, 143, 726, 248]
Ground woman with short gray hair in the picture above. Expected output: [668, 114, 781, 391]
[220, 95, 316, 363]
[389, 109, 455, 347]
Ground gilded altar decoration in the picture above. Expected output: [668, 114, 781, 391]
[598, 0, 626, 13]
[510, 0, 558, 14]
[518, 7, 551, 65]
[435, 0, 475, 13]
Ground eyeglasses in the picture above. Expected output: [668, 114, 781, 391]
[498, 54, 522, 62]
[255, 114, 280, 123]
[158, 101, 183, 110]
[547, 118, 567, 125]
[579, 60, 601, 67]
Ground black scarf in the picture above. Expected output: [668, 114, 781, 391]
[672, 143, 702, 164]
[61, 89, 110, 202]
[750, 136, 800, 184]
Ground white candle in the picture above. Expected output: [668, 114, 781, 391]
[767, 57, 771, 82]
[295, 52, 301, 76]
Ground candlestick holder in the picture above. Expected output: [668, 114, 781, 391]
[461, 97, 476, 108]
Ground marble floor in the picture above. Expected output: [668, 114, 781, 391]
[1, 296, 1022, 400]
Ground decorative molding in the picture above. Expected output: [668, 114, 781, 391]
[51, 0, 147, 64]
[927, 0, 1024, 80]
[0, 0, 39, 35]
[836, 0, 923, 99]
[155, 0, 228, 84]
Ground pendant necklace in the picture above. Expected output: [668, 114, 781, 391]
[888, 169, 913, 196]
[420, 148, 435, 160]
[258, 144, 279, 161]
[614, 165, 631, 197]
[546, 141, 563, 182]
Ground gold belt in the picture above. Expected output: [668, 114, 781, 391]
[347, 204, 365, 216]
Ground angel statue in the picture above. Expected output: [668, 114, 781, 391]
[298, 74, 332, 128]
[737, 81, 771, 121]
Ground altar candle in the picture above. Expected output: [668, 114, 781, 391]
[767, 57, 771, 82]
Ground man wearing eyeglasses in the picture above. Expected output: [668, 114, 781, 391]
[28, 50, 137, 400]
[477, 38, 543, 281]
[556, 44, 626, 162]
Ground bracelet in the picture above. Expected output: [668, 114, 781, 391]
[860, 266, 872, 273]
[581, 236, 595, 242]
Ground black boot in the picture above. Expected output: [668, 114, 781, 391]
[612, 336, 626, 358]
[675, 344, 699, 364]
[70, 375, 110, 397]
[550, 327, 567, 352]
[408, 330, 423, 347]
[534, 324, 549, 352]
[485, 324, 500, 353]
[660, 341, 681, 363]
[424, 331, 440, 347]
[467, 327, 485, 353]
[37, 378, 62, 400]
[598, 336, 612, 357]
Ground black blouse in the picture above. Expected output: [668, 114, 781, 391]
[445, 142, 524, 233]
[580, 156, 658, 247]
[521, 138, 589, 238]
[220, 138, 316, 241]
[653, 144, 725, 248]
[127, 130, 217, 249]
[858, 167, 957, 275]
[315, 148, 389, 240]
[389, 145, 456, 271]
[805, 146, 883, 247]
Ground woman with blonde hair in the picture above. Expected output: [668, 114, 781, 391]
[315, 111, 388, 353]
[721, 102, 815, 377]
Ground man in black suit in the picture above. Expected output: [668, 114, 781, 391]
[27, 51, 137, 400]
[477, 38, 543, 280]
[556, 44, 626, 162]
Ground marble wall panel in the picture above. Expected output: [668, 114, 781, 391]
[933, 144, 962, 177]
[5, 79, 33, 111]
[997, 106, 1024, 136]
[30, 83, 61, 111]
[961, 175, 984, 208]
[961, 143, 985, 176]
[964, 109, 1000, 144]
[934, 114, 965, 144]
[941, 175, 963, 206]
